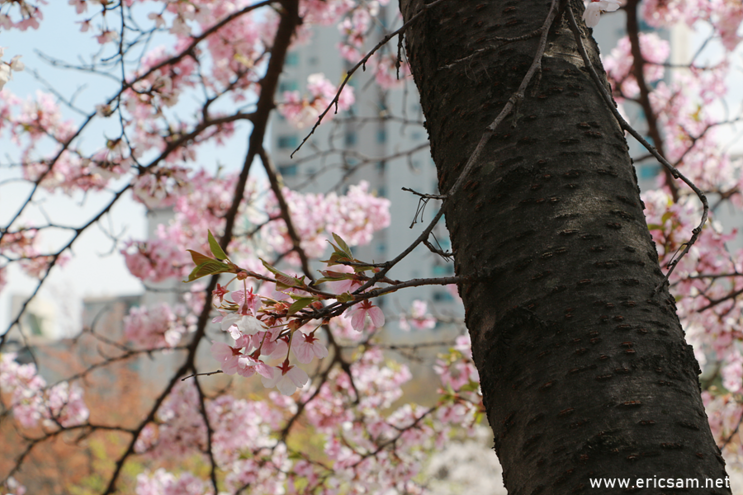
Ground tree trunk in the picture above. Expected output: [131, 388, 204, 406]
[399, 0, 731, 493]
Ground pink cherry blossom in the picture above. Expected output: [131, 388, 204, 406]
[324, 264, 362, 294]
[278, 73, 355, 129]
[213, 283, 229, 303]
[348, 300, 385, 331]
[399, 300, 436, 331]
[124, 303, 194, 349]
[292, 330, 329, 364]
[262, 361, 309, 395]
[230, 287, 261, 316]
[211, 341, 242, 375]
[135, 469, 206, 495]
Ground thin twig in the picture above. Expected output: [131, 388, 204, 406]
[291, 0, 450, 157]
[351, 0, 560, 296]
[565, 5, 709, 294]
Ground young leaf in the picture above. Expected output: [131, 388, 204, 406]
[184, 259, 231, 282]
[320, 270, 354, 280]
[331, 233, 353, 257]
[260, 258, 303, 288]
[208, 230, 229, 261]
[320, 251, 351, 267]
[187, 250, 213, 266]
[288, 297, 315, 315]
[336, 292, 354, 303]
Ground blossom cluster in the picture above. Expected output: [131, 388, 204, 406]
[0, 353, 89, 429]
[278, 73, 355, 129]
[0, 0, 42, 31]
[643, 190, 743, 464]
[131, 337, 481, 494]
[642, 0, 743, 50]
[2, 0, 743, 490]
[399, 299, 436, 331]
[124, 303, 196, 349]
[0, 229, 69, 283]
[207, 279, 380, 396]
[262, 181, 391, 260]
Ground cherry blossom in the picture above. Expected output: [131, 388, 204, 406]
[220, 312, 266, 335]
[399, 300, 436, 331]
[262, 360, 309, 395]
[0, 49, 24, 91]
[0, 353, 89, 429]
[278, 73, 355, 129]
[324, 264, 363, 294]
[262, 181, 390, 260]
[124, 303, 194, 349]
[229, 287, 262, 316]
[583, 0, 621, 28]
[291, 330, 329, 364]
[211, 341, 242, 375]
[2, 0, 743, 489]
[135, 469, 206, 495]
[348, 300, 385, 331]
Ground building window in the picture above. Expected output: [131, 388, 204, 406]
[285, 52, 299, 67]
[377, 129, 387, 143]
[377, 186, 387, 198]
[345, 132, 357, 146]
[279, 80, 298, 93]
[432, 264, 454, 276]
[376, 161, 386, 173]
[277, 135, 299, 149]
[309, 56, 319, 66]
[433, 290, 454, 302]
[279, 164, 297, 177]
[639, 164, 660, 180]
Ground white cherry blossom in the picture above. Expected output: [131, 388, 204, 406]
[583, 0, 621, 27]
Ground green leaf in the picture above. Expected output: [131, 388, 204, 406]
[187, 249, 213, 266]
[459, 381, 480, 393]
[260, 258, 303, 289]
[288, 297, 315, 315]
[660, 211, 673, 225]
[320, 252, 352, 267]
[320, 270, 354, 280]
[208, 230, 228, 261]
[647, 223, 663, 231]
[184, 259, 231, 282]
[352, 265, 374, 274]
[336, 292, 354, 303]
[331, 233, 352, 257]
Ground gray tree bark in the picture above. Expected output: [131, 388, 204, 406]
[399, 0, 731, 493]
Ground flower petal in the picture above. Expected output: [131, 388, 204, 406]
[367, 306, 385, 328]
